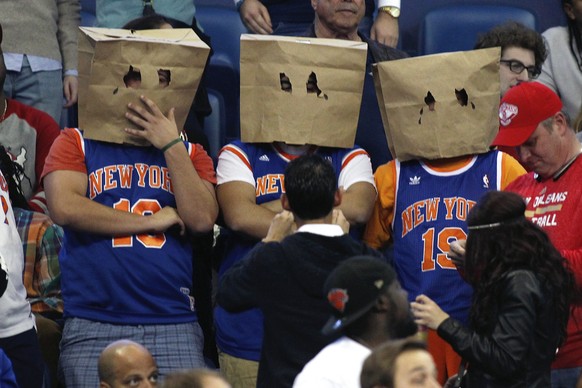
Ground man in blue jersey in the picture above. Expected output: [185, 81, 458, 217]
[363, 50, 527, 385]
[42, 92, 218, 386]
[215, 36, 378, 388]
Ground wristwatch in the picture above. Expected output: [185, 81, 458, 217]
[379, 6, 400, 18]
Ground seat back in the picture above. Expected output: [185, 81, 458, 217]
[419, 5, 537, 55]
[196, 6, 249, 142]
[196, 5, 248, 72]
[80, 0, 96, 26]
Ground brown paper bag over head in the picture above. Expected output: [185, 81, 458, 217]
[373, 47, 501, 161]
[240, 34, 367, 148]
[78, 27, 210, 145]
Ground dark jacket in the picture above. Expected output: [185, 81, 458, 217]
[217, 231, 383, 388]
[437, 270, 562, 388]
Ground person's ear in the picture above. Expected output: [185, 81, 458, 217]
[553, 112, 570, 136]
[281, 193, 291, 211]
[311, 0, 318, 11]
[334, 188, 342, 207]
[99, 382, 111, 388]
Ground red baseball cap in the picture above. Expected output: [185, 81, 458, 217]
[492, 82, 563, 147]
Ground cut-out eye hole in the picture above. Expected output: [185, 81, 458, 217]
[419, 91, 436, 124]
[158, 69, 171, 88]
[424, 91, 436, 111]
[280, 73, 292, 92]
[306, 71, 328, 100]
[454, 88, 476, 109]
[123, 65, 172, 89]
[123, 65, 142, 89]
[455, 88, 468, 106]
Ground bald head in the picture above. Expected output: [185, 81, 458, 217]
[98, 340, 158, 388]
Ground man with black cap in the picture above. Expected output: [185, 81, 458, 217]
[491, 81, 582, 387]
[293, 256, 417, 388]
[216, 154, 382, 388]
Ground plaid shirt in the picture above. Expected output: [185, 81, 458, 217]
[14, 207, 63, 314]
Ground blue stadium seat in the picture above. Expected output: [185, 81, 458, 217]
[196, 5, 249, 142]
[419, 5, 537, 55]
[80, 0, 96, 26]
[196, 5, 248, 72]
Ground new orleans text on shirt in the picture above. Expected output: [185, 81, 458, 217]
[523, 191, 567, 228]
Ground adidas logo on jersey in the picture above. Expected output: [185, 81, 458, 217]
[259, 155, 270, 162]
[409, 176, 421, 185]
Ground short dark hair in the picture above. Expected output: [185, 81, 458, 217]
[122, 14, 191, 30]
[360, 338, 428, 388]
[474, 21, 547, 69]
[284, 154, 337, 220]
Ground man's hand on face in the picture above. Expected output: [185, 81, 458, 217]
[331, 209, 349, 234]
[124, 95, 180, 150]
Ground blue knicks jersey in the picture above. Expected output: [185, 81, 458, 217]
[60, 132, 196, 325]
[392, 151, 502, 324]
[215, 141, 364, 361]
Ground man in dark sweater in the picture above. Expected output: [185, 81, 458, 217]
[216, 154, 383, 388]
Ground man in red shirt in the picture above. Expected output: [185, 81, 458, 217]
[491, 82, 582, 387]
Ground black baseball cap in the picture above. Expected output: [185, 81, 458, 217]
[322, 256, 396, 335]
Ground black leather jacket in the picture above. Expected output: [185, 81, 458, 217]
[437, 270, 562, 388]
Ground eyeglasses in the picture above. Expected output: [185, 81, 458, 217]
[500, 59, 541, 79]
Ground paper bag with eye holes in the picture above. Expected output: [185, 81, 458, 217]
[373, 47, 501, 161]
[78, 27, 210, 145]
[240, 34, 367, 148]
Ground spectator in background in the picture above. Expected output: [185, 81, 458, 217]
[0, 148, 44, 388]
[474, 21, 547, 97]
[474, 21, 547, 167]
[0, 0, 79, 124]
[97, 0, 196, 29]
[98, 340, 159, 388]
[360, 338, 440, 388]
[307, 0, 407, 170]
[412, 191, 575, 387]
[293, 256, 418, 388]
[0, 146, 64, 388]
[236, 0, 401, 47]
[537, 0, 582, 122]
[0, 23, 62, 214]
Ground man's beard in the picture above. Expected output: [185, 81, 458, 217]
[389, 308, 419, 339]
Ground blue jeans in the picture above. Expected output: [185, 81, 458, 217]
[551, 366, 582, 388]
[3, 56, 63, 124]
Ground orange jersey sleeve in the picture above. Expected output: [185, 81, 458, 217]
[363, 161, 397, 249]
[499, 151, 527, 189]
